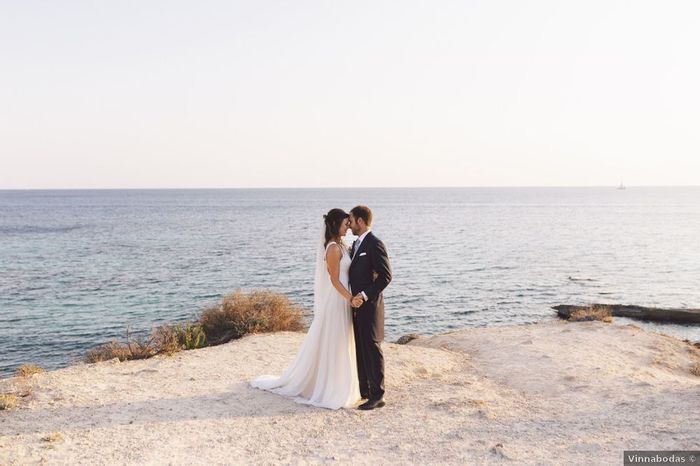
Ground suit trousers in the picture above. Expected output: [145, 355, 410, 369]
[352, 304, 385, 400]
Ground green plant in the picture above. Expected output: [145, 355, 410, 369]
[174, 322, 207, 350]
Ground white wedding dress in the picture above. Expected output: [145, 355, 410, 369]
[250, 239, 361, 410]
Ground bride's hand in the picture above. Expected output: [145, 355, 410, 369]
[351, 295, 363, 308]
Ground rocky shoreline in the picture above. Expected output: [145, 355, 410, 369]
[554, 304, 700, 324]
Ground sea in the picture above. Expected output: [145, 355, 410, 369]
[2, 187, 699, 378]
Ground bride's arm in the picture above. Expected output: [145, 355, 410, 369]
[325, 244, 353, 301]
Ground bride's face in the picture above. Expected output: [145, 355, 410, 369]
[340, 217, 350, 236]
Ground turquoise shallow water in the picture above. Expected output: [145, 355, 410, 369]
[1, 187, 699, 377]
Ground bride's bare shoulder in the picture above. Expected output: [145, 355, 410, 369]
[325, 241, 342, 260]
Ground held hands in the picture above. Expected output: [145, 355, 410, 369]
[351, 294, 364, 308]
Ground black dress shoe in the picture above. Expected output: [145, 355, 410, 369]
[358, 398, 385, 410]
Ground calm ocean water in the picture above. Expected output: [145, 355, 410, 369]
[1, 187, 699, 377]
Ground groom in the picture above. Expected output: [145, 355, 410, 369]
[348, 205, 392, 410]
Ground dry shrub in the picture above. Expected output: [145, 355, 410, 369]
[86, 322, 207, 363]
[85, 327, 156, 363]
[0, 394, 19, 410]
[568, 305, 613, 323]
[201, 290, 304, 345]
[84, 340, 151, 363]
[150, 325, 181, 356]
[691, 363, 700, 377]
[16, 364, 44, 377]
[85, 290, 303, 363]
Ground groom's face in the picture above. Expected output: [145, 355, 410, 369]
[349, 213, 361, 236]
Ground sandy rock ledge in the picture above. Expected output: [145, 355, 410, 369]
[1, 321, 699, 465]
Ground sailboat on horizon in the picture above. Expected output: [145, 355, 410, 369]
[617, 179, 626, 190]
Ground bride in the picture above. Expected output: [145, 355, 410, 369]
[250, 208, 361, 409]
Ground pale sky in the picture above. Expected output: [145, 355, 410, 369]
[1, 1, 699, 189]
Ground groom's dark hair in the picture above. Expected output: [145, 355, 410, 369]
[350, 205, 372, 226]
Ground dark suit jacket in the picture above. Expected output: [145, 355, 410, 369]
[349, 231, 392, 341]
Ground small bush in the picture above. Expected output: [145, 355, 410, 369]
[174, 322, 207, 350]
[85, 327, 156, 363]
[16, 364, 44, 377]
[0, 394, 19, 410]
[568, 305, 613, 323]
[150, 325, 181, 356]
[201, 290, 305, 345]
[691, 363, 700, 377]
[85, 340, 147, 363]
[85, 340, 132, 363]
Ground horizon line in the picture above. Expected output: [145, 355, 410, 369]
[1, 184, 700, 191]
